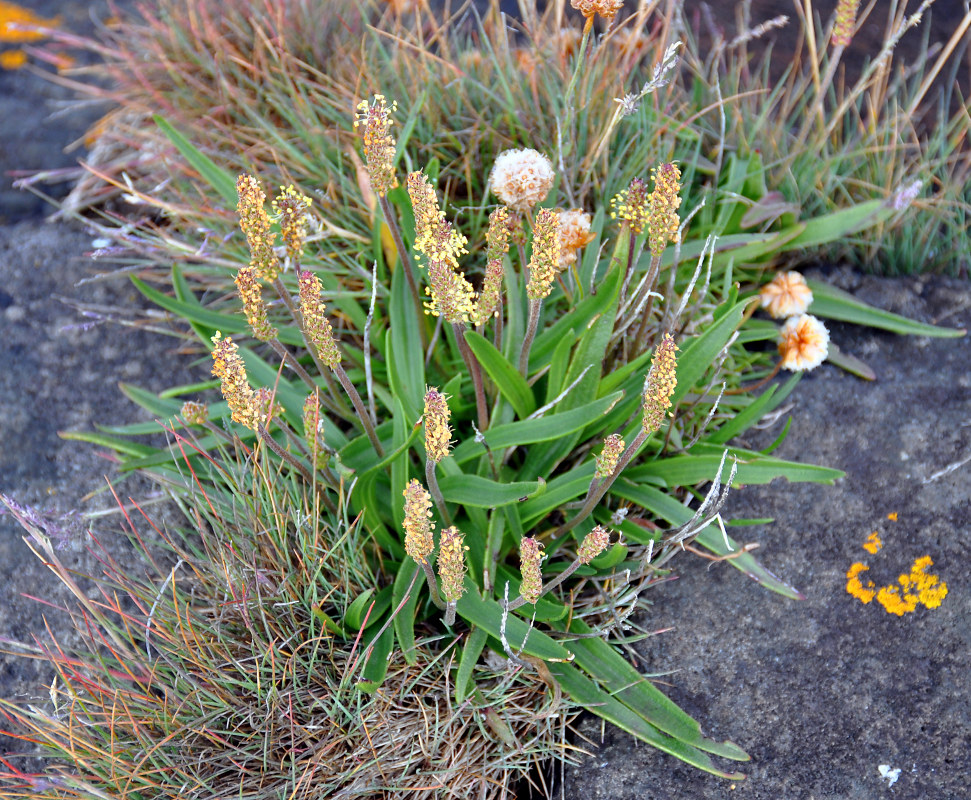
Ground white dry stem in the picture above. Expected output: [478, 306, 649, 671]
[364, 261, 378, 425]
[146, 559, 183, 658]
[670, 234, 716, 327]
[682, 382, 726, 450]
[528, 365, 593, 419]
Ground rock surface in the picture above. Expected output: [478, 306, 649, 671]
[561, 269, 971, 799]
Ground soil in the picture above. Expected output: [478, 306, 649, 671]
[1, 1, 969, 798]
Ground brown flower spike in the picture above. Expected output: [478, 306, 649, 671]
[831, 0, 860, 47]
[298, 271, 342, 369]
[403, 479, 435, 565]
[235, 266, 277, 342]
[610, 177, 650, 234]
[236, 175, 280, 281]
[642, 333, 678, 434]
[595, 434, 625, 479]
[518, 537, 545, 605]
[210, 332, 263, 431]
[471, 206, 511, 326]
[437, 526, 468, 603]
[578, 525, 612, 565]
[423, 387, 452, 464]
[272, 185, 312, 261]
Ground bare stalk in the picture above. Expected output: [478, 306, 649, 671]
[420, 560, 446, 610]
[454, 322, 489, 431]
[332, 362, 384, 455]
[505, 557, 584, 612]
[518, 298, 542, 376]
[378, 194, 424, 322]
[425, 459, 453, 527]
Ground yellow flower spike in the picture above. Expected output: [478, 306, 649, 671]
[831, 0, 860, 47]
[298, 271, 342, 369]
[642, 333, 679, 435]
[236, 175, 280, 281]
[647, 163, 682, 258]
[423, 387, 452, 464]
[271, 185, 312, 262]
[595, 434, 625, 479]
[180, 401, 209, 426]
[518, 537, 545, 605]
[845, 562, 877, 604]
[471, 206, 511, 326]
[210, 332, 263, 431]
[577, 525, 612, 565]
[759, 271, 814, 319]
[406, 170, 443, 257]
[525, 208, 561, 300]
[437, 526, 468, 603]
[610, 177, 650, 234]
[234, 266, 277, 342]
[354, 94, 398, 198]
[302, 389, 326, 470]
[402, 479, 435, 565]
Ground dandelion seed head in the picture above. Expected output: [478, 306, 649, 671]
[489, 148, 555, 212]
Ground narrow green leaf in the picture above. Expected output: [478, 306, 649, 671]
[705, 373, 800, 444]
[392, 562, 422, 666]
[694, 525, 805, 600]
[154, 115, 239, 204]
[808, 280, 965, 337]
[673, 298, 749, 405]
[57, 430, 157, 458]
[437, 475, 540, 508]
[464, 329, 536, 418]
[455, 627, 488, 705]
[547, 662, 747, 778]
[357, 624, 394, 693]
[118, 383, 183, 419]
[344, 589, 375, 630]
[387, 264, 425, 420]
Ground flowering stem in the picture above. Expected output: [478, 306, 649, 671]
[631, 253, 663, 355]
[619, 225, 638, 303]
[425, 459, 453, 527]
[518, 298, 542, 376]
[505, 557, 583, 611]
[271, 275, 301, 324]
[256, 423, 313, 484]
[444, 601, 457, 627]
[332, 362, 384, 455]
[419, 560, 446, 611]
[454, 322, 489, 432]
[378, 194, 424, 323]
[551, 427, 649, 540]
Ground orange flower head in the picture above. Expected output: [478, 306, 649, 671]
[556, 208, 595, 268]
[570, 0, 624, 22]
[760, 271, 813, 319]
[778, 314, 829, 372]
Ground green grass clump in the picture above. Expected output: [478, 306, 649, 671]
[1, 0, 968, 797]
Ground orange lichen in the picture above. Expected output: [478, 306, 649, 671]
[887, 511, 898, 522]
[0, 48, 25, 69]
[862, 531, 882, 555]
[0, 2, 59, 44]
[845, 562, 877, 604]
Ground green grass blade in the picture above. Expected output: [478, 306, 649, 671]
[454, 626, 488, 705]
[154, 115, 239, 204]
[464, 329, 536, 418]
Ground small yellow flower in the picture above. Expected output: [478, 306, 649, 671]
[180, 401, 209, 426]
[831, 0, 860, 47]
[570, 0, 624, 22]
[354, 94, 398, 197]
[610, 177, 650, 234]
[778, 314, 829, 372]
[556, 208, 595, 268]
[234, 265, 277, 342]
[518, 537, 545, 605]
[595, 434, 625, 479]
[236, 175, 280, 281]
[402, 479, 435, 565]
[759, 271, 813, 319]
[642, 333, 679, 434]
[489, 148, 555, 212]
[526, 208, 561, 300]
[298, 271, 342, 369]
[423, 387, 452, 464]
[577, 525, 612, 565]
[437, 526, 468, 603]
